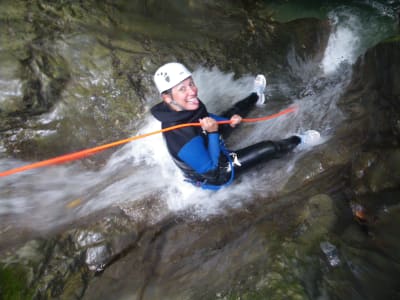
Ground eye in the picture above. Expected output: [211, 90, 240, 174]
[178, 86, 186, 92]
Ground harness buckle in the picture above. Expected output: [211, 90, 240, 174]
[231, 152, 242, 167]
[226, 152, 241, 172]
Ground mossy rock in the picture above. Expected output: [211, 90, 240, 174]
[0, 264, 34, 300]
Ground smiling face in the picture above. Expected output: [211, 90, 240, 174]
[162, 77, 199, 111]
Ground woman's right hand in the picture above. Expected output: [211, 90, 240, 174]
[199, 117, 218, 133]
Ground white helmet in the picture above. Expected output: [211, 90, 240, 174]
[153, 62, 192, 93]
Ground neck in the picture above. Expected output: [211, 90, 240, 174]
[168, 98, 185, 111]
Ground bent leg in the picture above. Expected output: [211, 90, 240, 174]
[220, 93, 258, 137]
[221, 92, 258, 119]
[233, 136, 301, 177]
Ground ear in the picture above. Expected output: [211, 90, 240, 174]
[161, 92, 172, 104]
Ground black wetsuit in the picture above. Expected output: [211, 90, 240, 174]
[151, 93, 300, 189]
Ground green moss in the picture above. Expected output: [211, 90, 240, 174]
[0, 264, 33, 300]
[226, 275, 307, 300]
[219, 236, 310, 300]
[383, 35, 400, 43]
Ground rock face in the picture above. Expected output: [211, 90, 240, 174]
[1, 1, 400, 299]
[338, 40, 400, 195]
[0, 0, 329, 161]
[91, 41, 400, 299]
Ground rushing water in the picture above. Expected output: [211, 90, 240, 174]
[0, 2, 399, 299]
[0, 1, 397, 234]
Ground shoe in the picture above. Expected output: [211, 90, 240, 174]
[254, 74, 266, 105]
[297, 130, 321, 149]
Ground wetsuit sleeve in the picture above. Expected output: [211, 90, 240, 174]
[177, 133, 220, 174]
[209, 113, 235, 136]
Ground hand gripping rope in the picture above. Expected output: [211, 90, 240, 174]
[0, 106, 296, 178]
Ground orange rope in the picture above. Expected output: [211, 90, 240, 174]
[0, 106, 296, 177]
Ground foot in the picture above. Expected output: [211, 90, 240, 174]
[297, 130, 321, 149]
[254, 74, 266, 105]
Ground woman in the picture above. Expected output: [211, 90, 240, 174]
[151, 62, 302, 190]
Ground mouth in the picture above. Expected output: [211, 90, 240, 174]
[186, 98, 199, 105]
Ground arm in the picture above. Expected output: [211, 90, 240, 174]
[209, 113, 242, 128]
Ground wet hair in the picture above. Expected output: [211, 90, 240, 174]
[162, 88, 172, 96]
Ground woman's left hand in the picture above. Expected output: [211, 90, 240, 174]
[230, 114, 242, 128]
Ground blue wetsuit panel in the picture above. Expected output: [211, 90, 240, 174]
[209, 113, 228, 122]
[178, 133, 220, 174]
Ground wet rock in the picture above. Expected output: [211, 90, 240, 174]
[320, 241, 341, 267]
[0, 0, 331, 162]
[285, 138, 353, 190]
[85, 245, 111, 272]
[0, 207, 142, 299]
[340, 40, 400, 142]
[296, 194, 337, 244]
[1, 2, 399, 300]
[351, 149, 400, 194]
[335, 201, 400, 300]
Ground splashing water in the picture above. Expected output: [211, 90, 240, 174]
[0, 64, 339, 232]
[321, 10, 362, 74]
[0, 74, 339, 232]
[2, 3, 395, 233]
[322, 3, 397, 75]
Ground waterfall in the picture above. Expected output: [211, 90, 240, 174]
[0, 2, 397, 232]
[321, 10, 362, 74]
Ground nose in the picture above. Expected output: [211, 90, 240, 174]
[188, 85, 197, 95]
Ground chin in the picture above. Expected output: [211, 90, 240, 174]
[185, 100, 199, 110]
[186, 104, 199, 110]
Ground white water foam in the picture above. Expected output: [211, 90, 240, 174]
[0, 63, 345, 231]
[363, 0, 399, 18]
[1, 5, 375, 230]
[321, 9, 362, 75]
[122, 67, 337, 219]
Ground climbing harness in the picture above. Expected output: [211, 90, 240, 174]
[185, 141, 235, 190]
